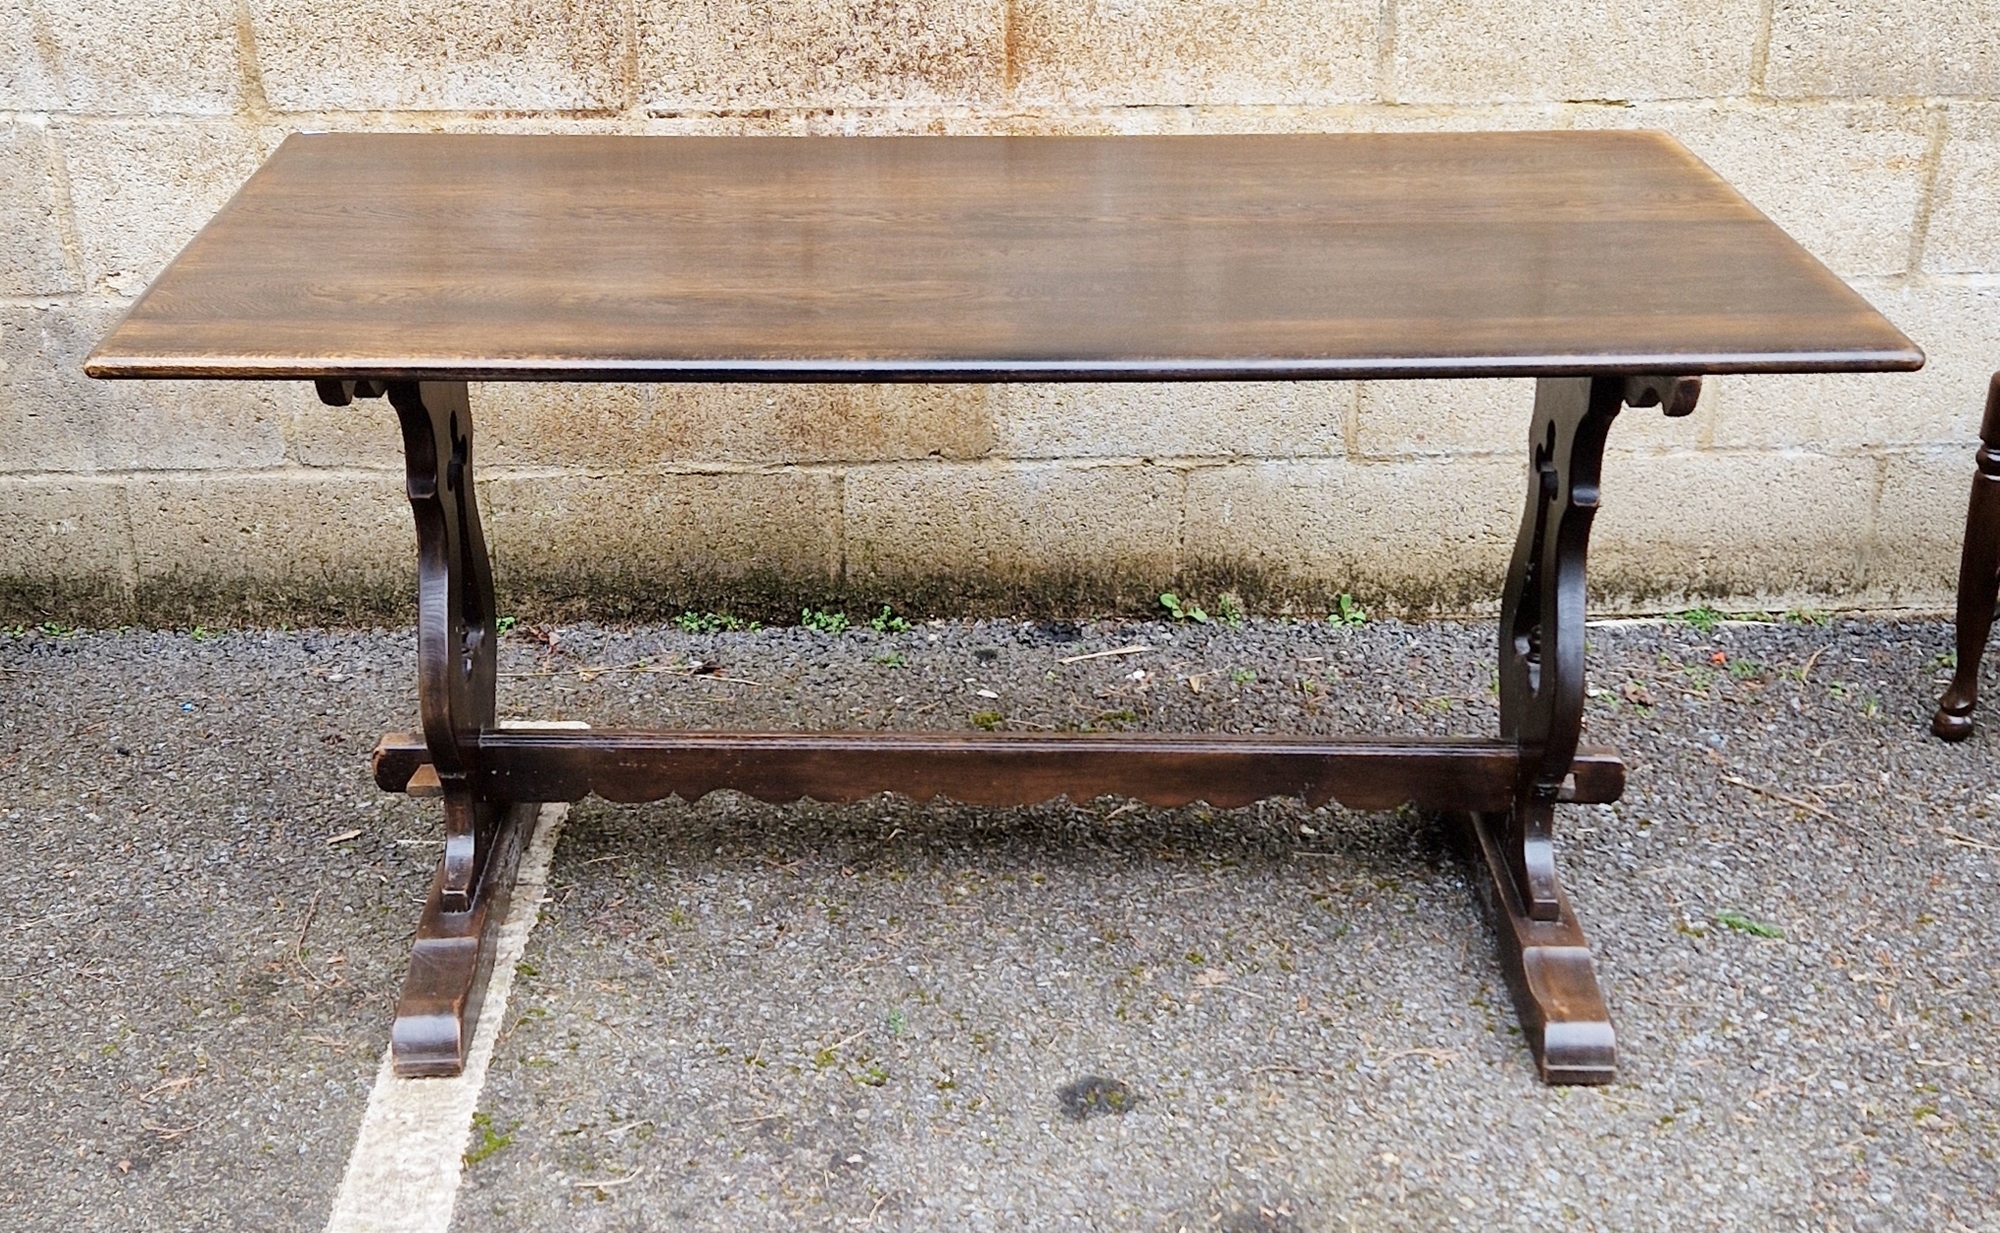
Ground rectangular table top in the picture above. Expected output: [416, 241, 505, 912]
[86, 130, 1921, 384]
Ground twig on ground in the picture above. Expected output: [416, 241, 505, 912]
[1720, 774, 1841, 823]
[572, 1169, 645, 1189]
[1799, 646, 1826, 682]
[1057, 644, 1150, 665]
[1383, 1048, 1457, 1064]
[293, 889, 323, 985]
[1937, 826, 2000, 854]
[1255, 1064, 1345, 1081]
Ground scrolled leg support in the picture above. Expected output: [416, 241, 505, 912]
[355, 380, 536, 1077]
[1472, 373, 1699, 1084]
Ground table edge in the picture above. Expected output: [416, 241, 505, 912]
[84, 348, 1926, 383]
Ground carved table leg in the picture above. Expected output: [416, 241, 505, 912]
[327, 378, 534, 1076]
[1466, 373, 1699, 1085]
[1933, 373, 2000, 740]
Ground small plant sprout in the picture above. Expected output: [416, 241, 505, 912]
[494, 615, 518, 635]
[868, 605, 912, 633]
[1714, 908, 1783, 939]
[1677, 606, 1724, 633]
[800, 607, 850, 634]
[1329, 594, 1368, 626]
[676, 611, 757, 634]
[462, 1112, 516, 1166]
[1160, 592, 1209, 624]
[1215, 590, 1246, 628]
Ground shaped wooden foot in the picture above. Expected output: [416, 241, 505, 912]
[390, 800, 540, 1077]
[1464, 809, 1615, 1085]
[1934, 373, 2000, 741]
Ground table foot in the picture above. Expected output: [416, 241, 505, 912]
[390, 800, 540, 1078]
[1462, 810, 1616, 1085]
[1935, 376, 2000, 741]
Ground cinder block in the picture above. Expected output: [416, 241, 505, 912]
[637, 0, 1006, 110]
[57, 119, 273, 296]
[0, 307, 95, 474]
[247, 0, 626, 111]
[129, 470, 415, 617]
[14, 0, 246, 114]
[0, 122, 78, 296]
[1766, 0, 2000, 99]
[1871, 447, 1973, 608]
[1709, 282, 2000, 450]
[1006, 0, 1377, 107]
[0, 7, 58, 109]
[993, 383, 1345, 460]
[482, 469, 844, 601]
[4, 302, 287, 474]
[1182, 457, 1522, 609]
[1924, 104, 2000, 276]
[1354, 378, 1714, 458]
[480, 383, 993, 468]
[285, 392, 405, 471]
[0, 476, 129, 614]
[844, 461, 1179, 600]
[1605, 101, 1935, 279]
[1393, 0, 1761, 104]
[1593, 450, 1877, 606]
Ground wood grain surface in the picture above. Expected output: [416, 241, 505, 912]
[86, 131, 1921, 383]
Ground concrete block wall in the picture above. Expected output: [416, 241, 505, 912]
[3, 1, 1996, 624]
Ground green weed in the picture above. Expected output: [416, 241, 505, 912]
[677, 611, 758, 634]
[868, 606, 911, 633]
[1677, 606, 1724, 633]
[1160, 592, 1209, 624]
[1714, 908, 1784, 939]
[462, 1113, 516, 1166]
[970, 710, 1004, 731]
[800, 608, 850, 634]
[1329, 594, 1368, 626]
[1215, 591, 1246, 628]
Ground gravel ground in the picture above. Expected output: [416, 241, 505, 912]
[4, 616, 1999, 1231]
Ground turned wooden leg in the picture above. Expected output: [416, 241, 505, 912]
[327, 379, 535, 1077]
[1934, 373, 2000, 741]
[1476, 373, 1699, 1084]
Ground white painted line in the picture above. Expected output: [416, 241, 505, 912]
[324, 796, 571, 1233]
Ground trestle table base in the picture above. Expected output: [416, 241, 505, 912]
[354, 371, 1703, 1085]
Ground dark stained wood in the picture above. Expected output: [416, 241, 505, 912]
[391, 801, 539, 1078]
[368, 729, 1629, 811]
[1934, 371, 2000, 740]
[86, 136, 1924, 1086]
[86, 131, 1920, 384]
[392, 381, 501, 913]
[1495, 376, 1635, 922]
[1462, 810, 1615, 1085]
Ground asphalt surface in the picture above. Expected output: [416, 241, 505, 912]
[3, 616, 1998, 1231]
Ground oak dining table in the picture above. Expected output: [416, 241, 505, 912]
[87, 129, 1921, 1085]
